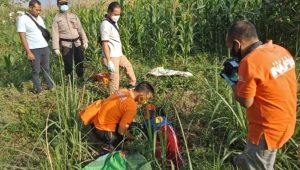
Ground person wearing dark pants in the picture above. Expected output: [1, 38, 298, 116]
[52, 0, 88, 80]
[17, 0, 53, 93]
[30, 47, 53, 92]
[79, 82, 155, 155]
[223, 21, 297, 169]
[92, 124, 123, 152]
[61, 43, 84, 77]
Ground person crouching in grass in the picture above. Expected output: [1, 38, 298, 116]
[90, 81, 154, 155]
[143, 104, 184, 169]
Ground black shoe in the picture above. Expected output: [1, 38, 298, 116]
[77, 77, 85, 86]
[78, 77, 84, 82]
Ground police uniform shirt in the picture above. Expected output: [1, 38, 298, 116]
[52, 12, 88, 49]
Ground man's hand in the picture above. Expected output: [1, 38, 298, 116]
[232, 85, 254, 108]
[83, 43, 88, 49]
[222, 73, 238, 86]
[54, 49, 61, 56]
[107, 60, 115, 72]
[27, 51, 35, 60]
[19, 32, 34, 61]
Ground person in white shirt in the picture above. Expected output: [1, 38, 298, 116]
[17, 0, 53, 94]
[99, 1, 136, 94]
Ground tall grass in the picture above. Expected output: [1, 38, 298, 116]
[41, 57, 95, 169]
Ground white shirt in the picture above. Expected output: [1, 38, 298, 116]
[17, 14, 48, 49]
[100, 19, 123, 58]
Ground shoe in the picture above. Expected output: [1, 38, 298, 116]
[48, 87, 56, 92]
[127, 84, 136, 90]
[78, 77, 84, 82]
[33, 88, 43, 94]
[34, 89, 48, 95]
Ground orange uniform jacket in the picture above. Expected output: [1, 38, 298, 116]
[237, 41, 297, 150]
[92, 89, 137, 132]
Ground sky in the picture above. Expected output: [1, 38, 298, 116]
[11, 0, 56, 7]
[11, 0, 97, 8]
[40, 0, 56, 6]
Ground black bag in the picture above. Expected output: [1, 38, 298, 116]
[26, 13, 51, 41]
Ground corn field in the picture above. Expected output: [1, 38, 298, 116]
[0, 0, 300, 169]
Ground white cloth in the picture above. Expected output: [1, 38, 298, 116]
[148, 67, 193, 77]
[100, 19, 123, 58]
[17, 14, 48, 49]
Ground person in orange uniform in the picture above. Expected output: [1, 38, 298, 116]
[224, 21, 297, 169]
[91, 81, 155, 152]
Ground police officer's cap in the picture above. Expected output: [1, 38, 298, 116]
[57, 0, 68, 4]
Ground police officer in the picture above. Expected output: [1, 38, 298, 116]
[52, 0, 88, 80]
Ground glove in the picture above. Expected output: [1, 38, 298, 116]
[83, 43, 88, 49]
[54, 49, 61, 56]
[107, 60, 115, 72]
[221, 73, 238, 86]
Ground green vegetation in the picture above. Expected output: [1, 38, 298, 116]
[0, 0, 299, 169]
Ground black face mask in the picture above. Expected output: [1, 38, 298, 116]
[230, 44, 242, 61]
[230, 41, 263, 62]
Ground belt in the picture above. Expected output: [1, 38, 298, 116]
[60, 37, 80, 42]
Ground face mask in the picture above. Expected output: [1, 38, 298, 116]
[111, 15, 120, 23]
[230, 42, 243, 61]
[60, 5, 69, 12]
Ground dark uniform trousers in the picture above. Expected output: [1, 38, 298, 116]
[91, 124, 123, 148]
[61, 43, 84, 78]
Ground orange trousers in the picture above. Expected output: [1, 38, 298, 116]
[103, 56, 136, 94]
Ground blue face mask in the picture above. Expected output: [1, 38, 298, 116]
[60, 5, 69, 12]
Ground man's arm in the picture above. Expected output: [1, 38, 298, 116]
[117, 126, 127, 136]
[76, 15, 88, 44]
[52, 17, 60, 50]
[118, 126, 135, 141]
[100, 21, 112, 61]
[118, 100, 137, 136]
[19, 32, 35, 60]
[102, 41, 110, 61]
[118, 110, 135, 136]
[232, 85, 254, 108]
